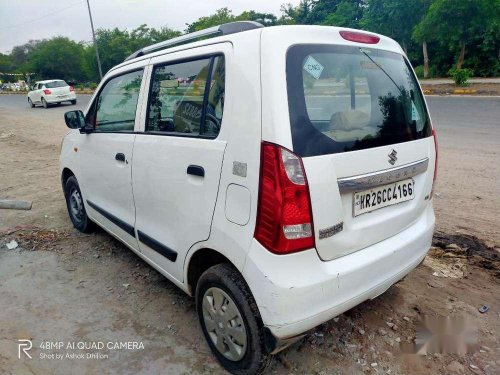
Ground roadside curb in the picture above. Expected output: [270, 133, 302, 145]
[421, 87, 496, 96]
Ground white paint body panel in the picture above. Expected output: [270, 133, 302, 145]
[132, 136, 227, 281]
[60, 25, 436, 341]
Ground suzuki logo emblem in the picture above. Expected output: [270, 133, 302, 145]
[388, 149, 398, 165]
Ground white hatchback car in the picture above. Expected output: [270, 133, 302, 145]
[28, 79, 77, 108]
[60, 22, 437, 374]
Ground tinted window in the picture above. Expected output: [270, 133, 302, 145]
[147, 55, 225, 137]
[287, 45, 431, 157]
[45, 80, 68, 88]
[87, 70, 143, 132]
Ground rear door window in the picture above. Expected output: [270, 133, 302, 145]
[146, 55, 225, 138]
[287, 45, 431, 157]
[45, 80, 68, 88]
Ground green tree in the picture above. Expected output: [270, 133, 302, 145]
[10, 40, 41, 70]
[280, 1, 364, 26]
[413, 0, 497, 69]
[0, 53, 13, 73]
[186, 8, 236, 32]
[27, 37, 87, 81]
[323, 1, 364, 29]
[186, 8, 279, 32]
[280, 1, 315, 24]
[236, 11, 278, 26]
[86, 25, 180, 80]
[361, 0, 430, 54]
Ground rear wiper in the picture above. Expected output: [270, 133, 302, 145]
[360, 48, 413, 128]
[360, 49, 404, 97]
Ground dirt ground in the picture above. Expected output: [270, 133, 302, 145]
[0, 96, 499, 375]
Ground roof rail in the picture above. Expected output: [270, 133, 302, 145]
[124, 21, 264, 62]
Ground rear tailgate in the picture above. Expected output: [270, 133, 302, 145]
[285, 43, 436, 261]
[45, 81, 71, 97]
[303, 138, 434, 260]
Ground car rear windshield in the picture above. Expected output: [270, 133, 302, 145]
[286, 45, 431, 157]
[45, 80, 68, 88]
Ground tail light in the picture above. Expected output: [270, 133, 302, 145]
[254, 142, 315, 254]
[430, 127, 438, 198]
[43, 89, 51, 95]
[340, 30, 380, 44]
[69, 86, 74, 92]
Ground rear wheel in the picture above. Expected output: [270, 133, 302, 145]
[71, 99, 77, 105]
[64, 176, 94, 233]
[28, 98, 34, 108]
[41, 98, 48, 108]
[196, 264, 271, 375]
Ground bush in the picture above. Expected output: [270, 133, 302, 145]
[449, 68, 474, 86]
[414, 65, 437, 79]
[89, 82, 98, 90]
[414, 65, 424, 79]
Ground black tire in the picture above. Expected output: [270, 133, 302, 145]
[28, 98, 34, 108]
[71, 100, 77, 105]
[42, 98, 48, 108]
[196, 264, 271, 375]
[64, 176, 94, 233]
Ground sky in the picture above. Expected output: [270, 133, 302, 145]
[0, 0, 300, 53]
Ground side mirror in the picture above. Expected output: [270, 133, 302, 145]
[64, 110, 86, 129]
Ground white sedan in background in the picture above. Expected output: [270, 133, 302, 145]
[28, 80, 77, 108]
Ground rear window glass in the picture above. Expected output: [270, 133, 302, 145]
[286, 45, 431, 157]
[45, 80, 68, 88]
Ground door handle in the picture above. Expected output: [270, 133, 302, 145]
[187, 165, 205, 177]
[115, 153, 126, 162]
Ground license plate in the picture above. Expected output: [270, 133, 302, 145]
[353, 178, 415, 216]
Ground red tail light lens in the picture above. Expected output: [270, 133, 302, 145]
[430, 128, 438, 198]
[43, 89, 51, 95]
[69, 86, 74, 92]
[340, 30, 380, 44]
[255, 142, 315, 254]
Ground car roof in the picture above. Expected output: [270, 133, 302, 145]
[37, 79, 65, 84]
[111, 25, 403, 74]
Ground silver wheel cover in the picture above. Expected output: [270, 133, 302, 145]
[202, 287, 248, 361]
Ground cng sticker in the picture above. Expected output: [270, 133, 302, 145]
[303, 55, 324, 79]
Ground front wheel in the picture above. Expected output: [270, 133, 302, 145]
[196, 264, 271, 375]
[70, 100, 77, 105]
[28, 98, 34, 108]
[64, 176, 94, 233]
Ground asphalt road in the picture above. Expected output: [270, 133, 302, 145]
[0, 93, 92, 112]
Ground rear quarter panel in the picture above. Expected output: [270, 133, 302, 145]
[183, 30, 264, 283]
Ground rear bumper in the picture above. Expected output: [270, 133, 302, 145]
[243, 204, 434, 340]
[45, 93, 76, 103]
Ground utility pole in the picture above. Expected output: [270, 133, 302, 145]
[86, 0, 103, 80]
